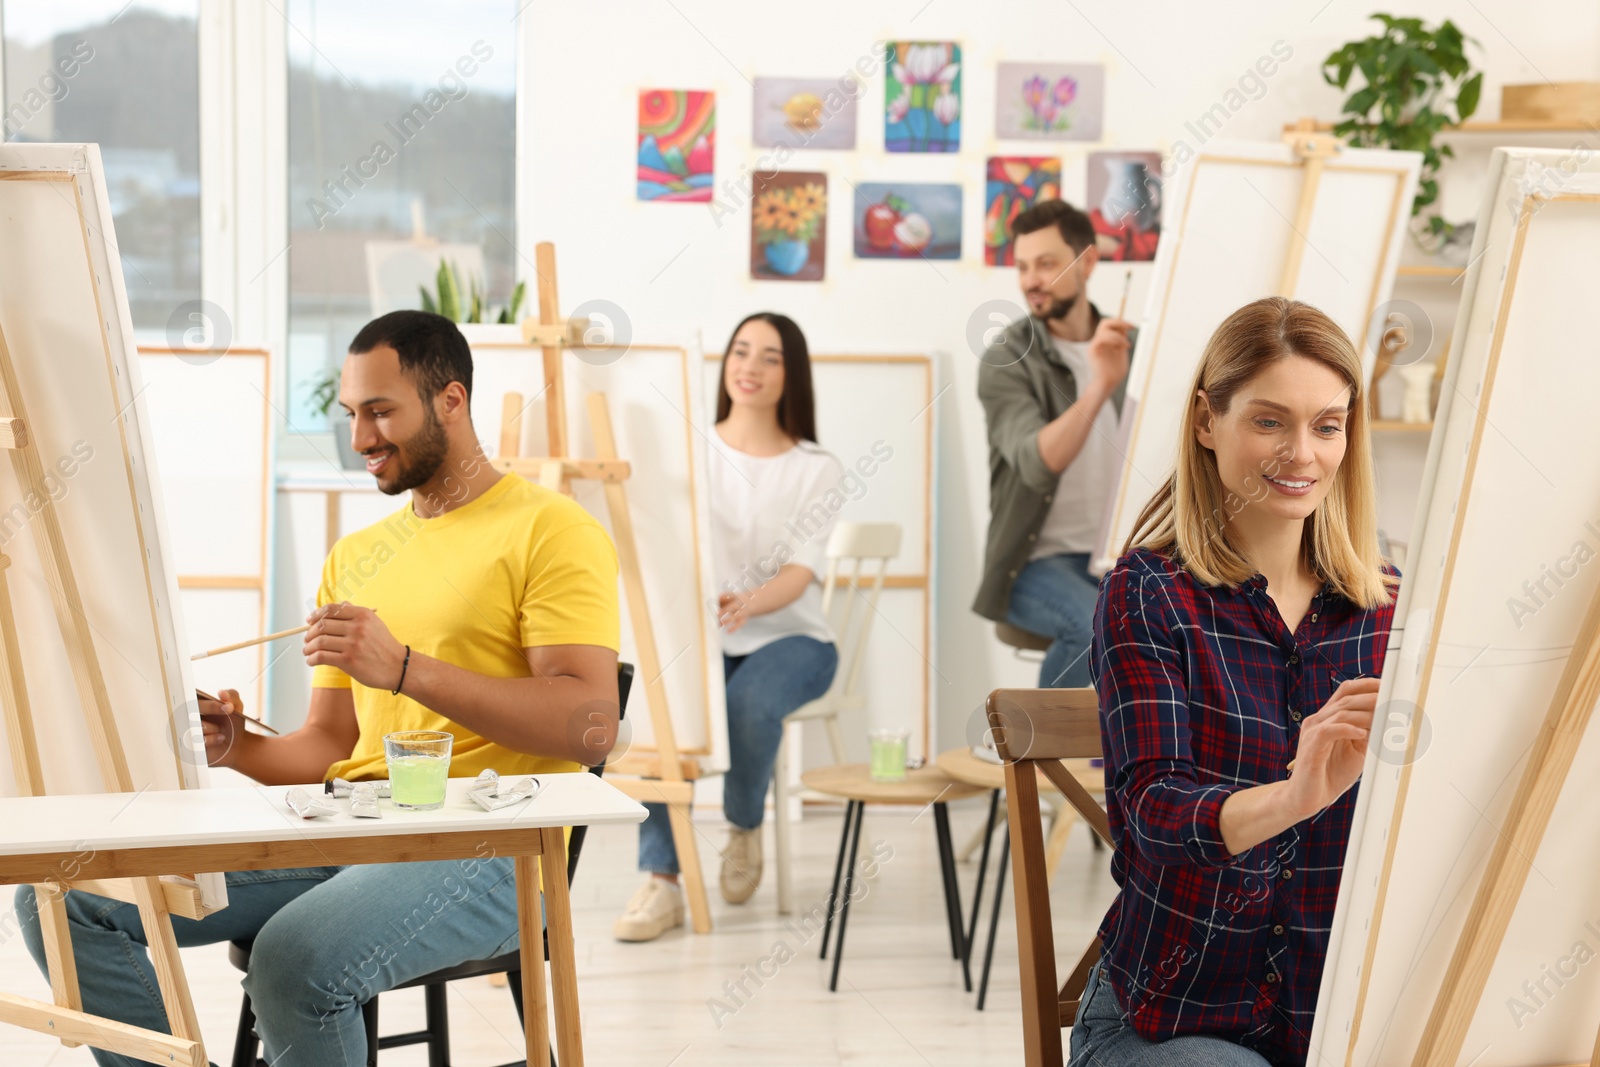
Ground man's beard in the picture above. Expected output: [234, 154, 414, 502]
[1032, 290, 1079, 321]
[371, 406, 449, 496]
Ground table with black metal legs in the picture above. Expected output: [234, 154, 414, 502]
[936, 747, 1108, 1009]
[800, 763, 986, 992]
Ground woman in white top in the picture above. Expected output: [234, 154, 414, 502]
[615, 312, 844, 942]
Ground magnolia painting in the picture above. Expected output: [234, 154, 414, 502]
[884, 42, 961, 153]
[750, 171, 827, 282]
[984, 157, 1062, 267]
[852, 182, 962, 260]
[752, 77, 857, 150]
[637, 89, 715, 202]
[995, 63, 1104, 142]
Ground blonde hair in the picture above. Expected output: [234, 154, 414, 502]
[1123, 296, 1396, 609]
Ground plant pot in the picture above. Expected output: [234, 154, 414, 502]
[331, 415, 366, 471]
[762, 240, 811, 276]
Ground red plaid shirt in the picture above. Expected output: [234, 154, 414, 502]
[1089, 547, 1396, 1066]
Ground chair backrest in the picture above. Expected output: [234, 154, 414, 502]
[817, 521, 902, 702]
[566, 660, 634, 885]
[986, 686, 1112, 1067]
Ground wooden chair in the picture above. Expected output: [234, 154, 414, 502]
[771, 521, 901, 915]
[986, 686, 1115, 1067]
[229, 662, 633, 1067]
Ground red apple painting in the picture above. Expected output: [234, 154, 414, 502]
[638, 89, 714, 202]
[852, 183, 961, 260]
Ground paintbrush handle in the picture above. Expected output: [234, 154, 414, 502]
[192, 624, 310, 661]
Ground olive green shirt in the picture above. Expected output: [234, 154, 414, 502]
[972, 306, 1135, 622]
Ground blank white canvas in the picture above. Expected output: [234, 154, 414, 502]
[1095, 140, 1419, 571]
[469, 333, 729, 771]
[0, 144, 223, 909]
[1309, 149, 1600, 1067]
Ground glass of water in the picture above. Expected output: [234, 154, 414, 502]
[383, 730, 453, 810]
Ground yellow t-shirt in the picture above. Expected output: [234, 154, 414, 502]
[315, 473, 620, 783]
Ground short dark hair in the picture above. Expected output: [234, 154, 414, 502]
[348, 310, 473, 401]
[715, 312, 818, 443]
[1011, 199, 1096, 255]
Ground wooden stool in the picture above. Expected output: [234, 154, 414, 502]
[996, 622, 1053, 653]
[937, 746, 1107, 1009]
[801, 763, 986, 993]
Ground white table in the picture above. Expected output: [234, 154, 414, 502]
[0, 774, 646, 1067]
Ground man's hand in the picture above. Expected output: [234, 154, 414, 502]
[1087, 317, 1132, 394]
[198, 687, 246, 768]
[304, 602, 408, 692]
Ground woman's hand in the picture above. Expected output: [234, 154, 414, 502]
[1283, 677, 1380, 820]
[717, 592, 749, 633]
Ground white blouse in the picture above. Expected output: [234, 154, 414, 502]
[706, 435, 844, 656]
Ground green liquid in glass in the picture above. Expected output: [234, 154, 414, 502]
[869, 736, 907, 782]
[388, 755, 450, 809]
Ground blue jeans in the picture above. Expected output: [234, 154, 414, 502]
[1069, 959, 1272, 1066]
[638, 634, 838, 874]
[1006, 551, 1102, 688]
[15, 855, 523, 1067]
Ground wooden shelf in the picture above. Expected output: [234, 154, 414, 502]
[1372, 419, 1434, 433]
[1396, 264, 1466, 279]
[1287, 119, 1597, 136]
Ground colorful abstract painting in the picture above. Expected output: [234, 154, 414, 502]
[1087, 150, 1163, 261]
[752, 77, 857, 150]
[995, 63, 1104, 141]
[852, 182, 962, 260]
[637, 89, 715, 202]
[749, 171, 827, 282]
[884, 42, 961, 153]
[984, 157, 1062, 267]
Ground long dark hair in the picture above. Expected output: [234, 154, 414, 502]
[714, 312, 818, 443]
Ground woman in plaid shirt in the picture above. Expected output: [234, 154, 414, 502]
[1073, 297, 1399, 1067]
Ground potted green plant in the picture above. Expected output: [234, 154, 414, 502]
[1323, 14, 1483, 252]
[305, 372, 366, 470]
[419, 259, 526, 325]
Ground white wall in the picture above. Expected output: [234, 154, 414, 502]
[520, 1, 1597, 752]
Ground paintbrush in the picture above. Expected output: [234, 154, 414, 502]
[192, 624, 311, 661]
[1116, 268, 1133, 320]
[194, 689, 281, 736]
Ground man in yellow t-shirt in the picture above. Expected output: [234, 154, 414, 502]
[14, 311, 620, 1067]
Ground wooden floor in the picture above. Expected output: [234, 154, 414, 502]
[2, 796, 1117, 1065]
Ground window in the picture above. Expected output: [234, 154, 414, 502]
[284, 1, 517, 433]
[2, 1, 201, 332]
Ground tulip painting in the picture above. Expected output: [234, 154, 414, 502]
[638, 89, 715, 202]
[984, 157, 1063, 267]
[995, 63, 1104, 142]
[885, 41, 962, 153]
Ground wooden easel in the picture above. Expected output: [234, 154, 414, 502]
[1408, 576, 1600, 1067]
[1279, 118, 1345, 297]
[492, 241, 713, 934]
[0, 319, 211, 1064]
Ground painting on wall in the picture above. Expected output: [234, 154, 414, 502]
[750, 171, 827, 282]
[1086, 150, 1163, 261]
[752, 77, 857, 150]
[638, 89, 715, 202]
[984, 157, 1062, 267]
[994, 63, 1105, 141]
[852, 182, 962, 260]
[884, 42, 961, 153]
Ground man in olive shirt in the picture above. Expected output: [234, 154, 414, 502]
[973, 200, 1134, 687]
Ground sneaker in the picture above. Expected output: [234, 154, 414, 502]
[720, 826, 763, 904]
[613, 877, 684, 942]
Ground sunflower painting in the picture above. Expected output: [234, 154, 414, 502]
[638, 89, 715, 202]
[749, 171, 827, 282]
[984, 157, 1062, 267]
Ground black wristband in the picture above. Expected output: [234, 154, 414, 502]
[392, 645, 411, 695]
